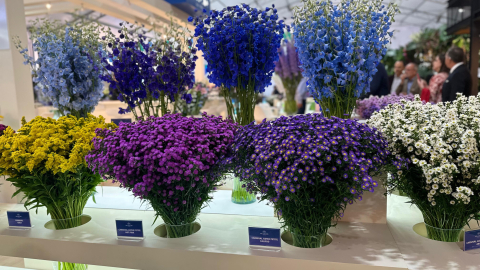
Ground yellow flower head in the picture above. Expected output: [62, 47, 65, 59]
[0, 114, 116, 176]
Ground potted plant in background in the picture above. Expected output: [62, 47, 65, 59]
[369, 95, 480, 242]
[174, 82, 209, 116]
[355, 94, 414, 120]
[274, 39, 303, 115]
[225, 114, 389, 248]
[293, 0, 398, 118]
[87, 113, 238, 238]
[192, 4, 287, 204]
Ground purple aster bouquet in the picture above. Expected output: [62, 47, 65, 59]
[293, 0, 398, 118]
[226, 114, 389, 248]
[191, 5, 287, 125]
[99, 20, 197, 119]
[356, 94, 414, 119]
[274, 39, 302, 115]
[87, 113, 238, 238]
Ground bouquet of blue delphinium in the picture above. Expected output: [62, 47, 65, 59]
[191, 5, 287, 126]
[14, 19, 107, 118]
[293, 0, 398, 118]
[224, 114, 390, 248]
[99, 20, 197, 119]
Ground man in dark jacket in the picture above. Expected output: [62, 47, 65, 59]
[442, 47, 472, 102]
[360, 63, 390, 99]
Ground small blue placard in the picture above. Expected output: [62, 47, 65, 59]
[248, 227, 281, 248]
[464, 229, 480, 251]
[116, 220, 144, 238]
[7, 211, 31, 228]
[111, 118, 132, 126]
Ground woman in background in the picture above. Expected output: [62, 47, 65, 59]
[419, 53, 450, 103]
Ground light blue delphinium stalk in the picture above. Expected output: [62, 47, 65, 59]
[293, 0, 398, 118]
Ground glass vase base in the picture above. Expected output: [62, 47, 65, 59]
[154, 222, 201, 239]
[45, 215, 91, 230]
[413, 222, 464, 242]
[53, 262, 87, 270]
[231, 177, 256, 204]
[281, 231, 333, 248]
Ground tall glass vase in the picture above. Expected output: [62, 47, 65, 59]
[53, 262, 87, 270]
[231, 177, 256, 204]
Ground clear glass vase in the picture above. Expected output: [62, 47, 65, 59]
[51, 215, 85, 230]
[53, 261, 87, 270]
[424, 222, 463, 242]
[231, 177, 256, 204]
[291, 231, 328, 248]
[165, 222, 196, 238]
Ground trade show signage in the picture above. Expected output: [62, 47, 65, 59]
[248, 227, 281, 248]
[7, 211, 32, 228]
[111, 118, 132, 126]
[116, 220, 144, 239]
[464, 229, 480, 251]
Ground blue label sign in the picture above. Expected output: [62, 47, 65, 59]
[465, 229, 480, 251]
[7, 211, 31, 227]
[111, 118, 132, 126]
[248, 227, 281, 247]
[116, 220, 144, 238]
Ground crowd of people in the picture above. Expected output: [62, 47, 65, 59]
[374, 46, 472, 103]
[293, 46, 472, 114]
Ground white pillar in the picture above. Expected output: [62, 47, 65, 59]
[0, 0, 35, 131]
[0, 0, 34, 204]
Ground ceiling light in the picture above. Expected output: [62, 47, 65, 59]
[46, 3, 52, 9]
[459, 8, 464, 13]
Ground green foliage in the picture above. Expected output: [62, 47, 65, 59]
[9, 165, 102, 222]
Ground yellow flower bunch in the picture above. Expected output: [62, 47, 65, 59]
[0, 114, 116, 177]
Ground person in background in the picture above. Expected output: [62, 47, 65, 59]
[418, 53, 450, 103]
[296, 77, 310, 114]
[442, 47, 472, 102]
[396, 63, 422, 95]
[369, 63, 390, 97]
[389, 61, 404, 95]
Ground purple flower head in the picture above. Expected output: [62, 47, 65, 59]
[87, 113, 238, 223]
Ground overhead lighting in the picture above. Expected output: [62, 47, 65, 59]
[459, 8, 464, 13]
[46, 3, 52, 9]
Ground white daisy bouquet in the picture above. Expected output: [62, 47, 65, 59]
[368, 94, 480, 242]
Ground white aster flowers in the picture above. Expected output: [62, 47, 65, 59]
[367, 95, 480, 207]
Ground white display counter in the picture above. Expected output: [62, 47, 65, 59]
[0, 194, 479, 270]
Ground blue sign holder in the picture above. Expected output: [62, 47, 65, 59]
[116, 219, 144, 241]
[464, 228, 480, 251]
[111, 118, 132, 126]
[7, 211, 32, 229]
[248, 227, 281, 251]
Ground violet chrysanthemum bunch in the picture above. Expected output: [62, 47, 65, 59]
[356, 94, 414, 119]
[87, 113, 238, 237]
[226, 114, 389, 248]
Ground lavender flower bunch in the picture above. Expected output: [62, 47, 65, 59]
[356, 94, 414, 119]
[225, 114, 389, 248]
[99, 21, 197, 119]
[87, 113, 238, 238]
[274, 39, 303, 115]
[0, 124, 8, 136]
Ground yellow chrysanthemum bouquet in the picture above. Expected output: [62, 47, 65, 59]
[0, 114, 116, 229]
